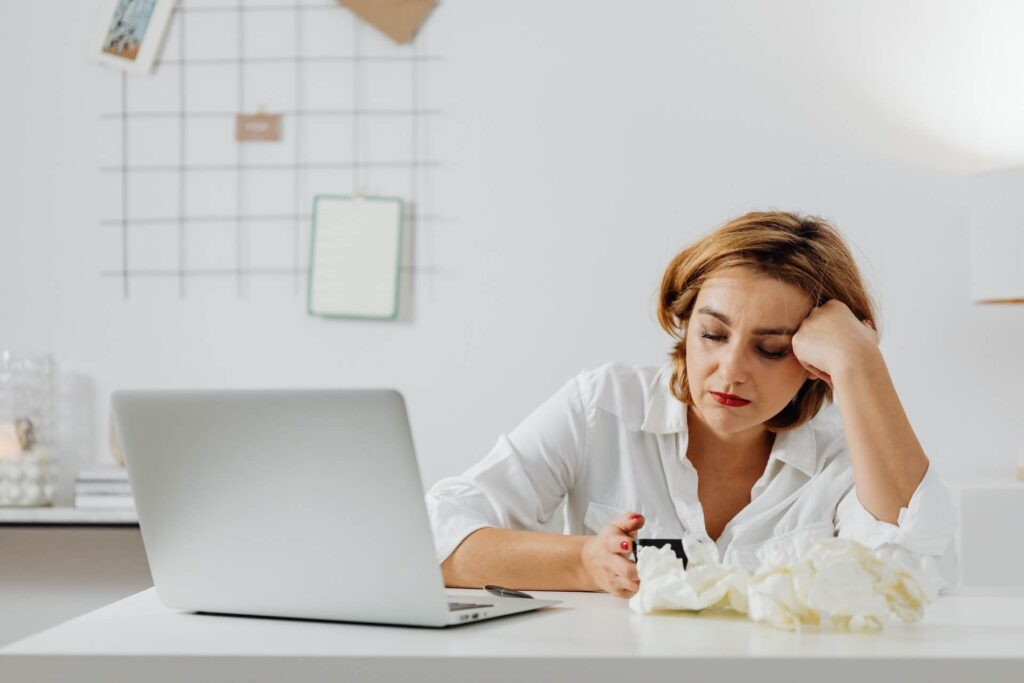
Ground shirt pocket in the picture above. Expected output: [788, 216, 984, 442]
[729, 520, 835, 570]
[583, 500, 628, 534]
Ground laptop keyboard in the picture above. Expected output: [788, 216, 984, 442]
[448, 601, 493, 611]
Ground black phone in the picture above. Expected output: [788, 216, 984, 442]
[632, 539, 688, 568]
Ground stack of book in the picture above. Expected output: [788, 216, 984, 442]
[74, 466, 135, 511]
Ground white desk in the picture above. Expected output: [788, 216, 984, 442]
[2, 587, 1023, 682]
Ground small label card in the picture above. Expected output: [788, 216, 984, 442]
[235, 113, 282, 142]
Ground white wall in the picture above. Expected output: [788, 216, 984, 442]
[2, 0, 1023, 493]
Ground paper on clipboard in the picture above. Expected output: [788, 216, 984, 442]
[308, 195, 403, 320]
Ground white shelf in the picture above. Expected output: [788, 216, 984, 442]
[0, 506, 137, 525]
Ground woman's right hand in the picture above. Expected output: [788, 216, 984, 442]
[580, 512, 645, 598]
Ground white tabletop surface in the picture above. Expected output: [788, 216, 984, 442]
[2, 586, 1023, 682]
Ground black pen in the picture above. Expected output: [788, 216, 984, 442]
[484, 585, 534, 599]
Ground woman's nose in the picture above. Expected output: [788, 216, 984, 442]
[718, 343, 751, 384]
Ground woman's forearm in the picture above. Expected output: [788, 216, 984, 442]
[441, 527, 599, 591]
[833, 349, 930, 525]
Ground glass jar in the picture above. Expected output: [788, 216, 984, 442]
[0, 351, 56, 506]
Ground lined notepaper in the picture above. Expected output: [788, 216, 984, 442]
[308, 195, 403, 319]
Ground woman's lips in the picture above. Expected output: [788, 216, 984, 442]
[710, 391, 751, 407]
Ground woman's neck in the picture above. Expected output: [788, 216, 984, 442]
[684, 405, 774, 476]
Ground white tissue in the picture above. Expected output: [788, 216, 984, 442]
[629, 538, 749, 614]
[629, 536, 936, 632]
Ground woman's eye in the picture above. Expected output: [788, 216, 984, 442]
[700, 331, 790, 360]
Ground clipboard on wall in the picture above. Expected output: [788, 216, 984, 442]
[307, 195, 404, 320]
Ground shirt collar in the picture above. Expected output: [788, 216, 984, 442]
[639, 362, 686, 435]
[639, 361, 819, 477]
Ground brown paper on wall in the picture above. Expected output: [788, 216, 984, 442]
[339, 0, 438, 45]
[236, 113, 282, 142]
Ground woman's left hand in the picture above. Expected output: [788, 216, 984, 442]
[790, 300, 879, 389]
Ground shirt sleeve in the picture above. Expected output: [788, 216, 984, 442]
[834, 458, 960, 593]
[424, 374, 589, 565]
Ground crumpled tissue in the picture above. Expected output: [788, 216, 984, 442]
[629, 534, 750, 615]
[628, 536, 938, 632]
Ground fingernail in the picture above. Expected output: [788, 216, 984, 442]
[620, 541, 630, 550]
[630, 514, 643, 521]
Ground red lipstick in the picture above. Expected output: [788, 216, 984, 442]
[710, 391, 750, 407]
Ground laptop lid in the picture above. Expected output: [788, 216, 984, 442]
[111, 388, 455, 627]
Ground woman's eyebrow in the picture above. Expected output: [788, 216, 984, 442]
[697, 306, 798, 336]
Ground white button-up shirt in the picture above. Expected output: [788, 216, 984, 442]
[426, 361, 959, 591]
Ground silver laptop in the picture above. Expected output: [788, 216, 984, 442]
[110, 388, 560, 627]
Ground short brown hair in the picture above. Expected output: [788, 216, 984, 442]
[656, 211, 878, 432]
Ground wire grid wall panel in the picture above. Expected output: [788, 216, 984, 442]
[98, 0, 439, 299]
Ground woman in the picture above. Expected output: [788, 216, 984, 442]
[426, 211, 958, 598]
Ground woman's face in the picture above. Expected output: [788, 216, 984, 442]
[684, 266, 813, 438]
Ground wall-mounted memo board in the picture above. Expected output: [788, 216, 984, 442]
[98, 0, 440, 300]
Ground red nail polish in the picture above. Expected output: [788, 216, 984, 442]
[630, 514, 643, 521]
[620, 541, 629, 550]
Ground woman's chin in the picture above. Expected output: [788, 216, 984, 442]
[700, 400, 770, 434]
